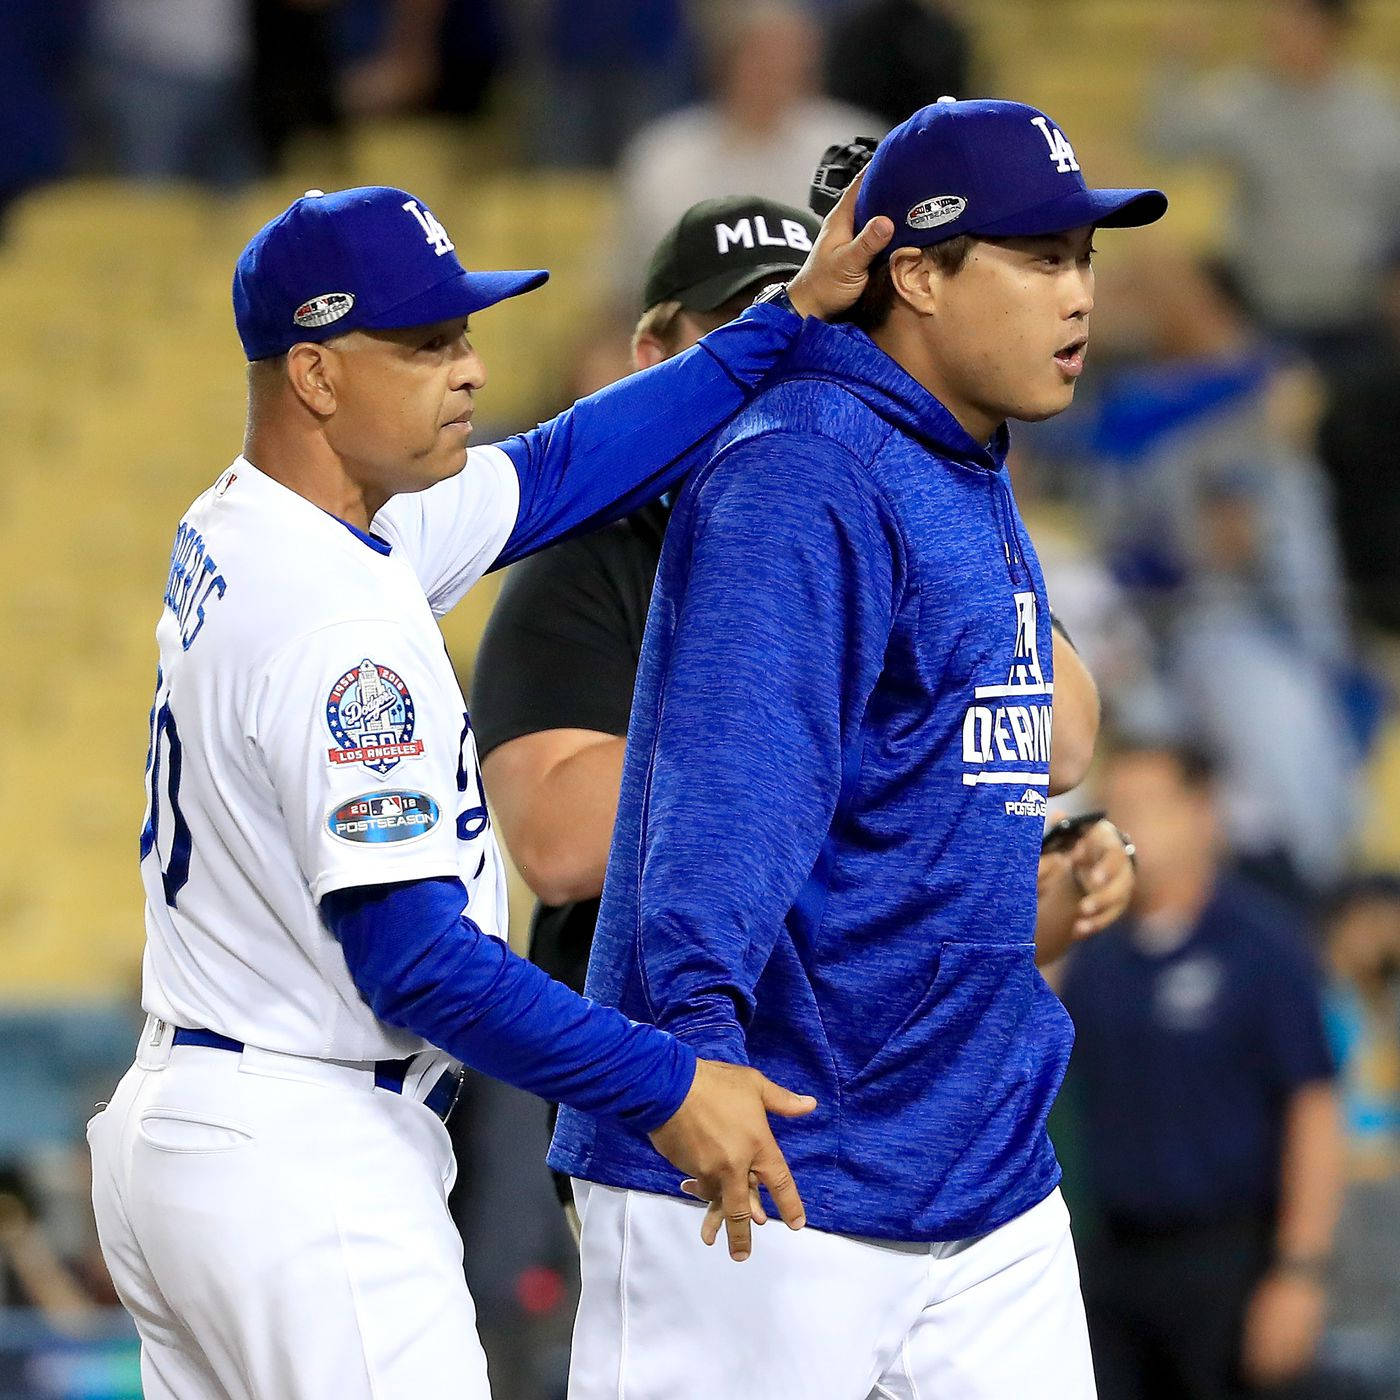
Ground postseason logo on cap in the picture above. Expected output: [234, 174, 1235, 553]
[906, 195, 967, 231]
[294, 292, 356, 330]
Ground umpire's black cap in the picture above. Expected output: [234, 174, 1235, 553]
[642, 196, 822, 313]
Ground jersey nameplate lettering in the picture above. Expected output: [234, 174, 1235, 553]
[163, 522, 227, 651]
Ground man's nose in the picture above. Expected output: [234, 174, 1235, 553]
[1068, 268, 1095, 320]
[452, 345, 486, 392]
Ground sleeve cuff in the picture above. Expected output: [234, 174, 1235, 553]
[664, 1015, 750, 1068]
[627, 1040, 700, 1135]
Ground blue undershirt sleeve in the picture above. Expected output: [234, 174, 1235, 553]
[319, 876, 696, 1132]
[492, 302, 803, 567]
[635, 434, 898, 1061]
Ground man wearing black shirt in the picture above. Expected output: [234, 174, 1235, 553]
[472, 195, 822, 996]
[472, 197, 823, 1216]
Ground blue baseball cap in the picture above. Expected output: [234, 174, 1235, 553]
[233, 186, 549, 360]
[855, 98, 1166, 254]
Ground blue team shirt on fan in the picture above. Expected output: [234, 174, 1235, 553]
[1060, 874, 1335, 1228]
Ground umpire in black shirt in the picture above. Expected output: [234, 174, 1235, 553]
[470, 195, 822, 1219]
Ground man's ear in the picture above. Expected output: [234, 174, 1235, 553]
[286, 342, 338, 415]
[632, 333, 669, 371]
[888, 248, 938, 316]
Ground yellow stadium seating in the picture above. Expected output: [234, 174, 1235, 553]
[6, 4, 1400, 994]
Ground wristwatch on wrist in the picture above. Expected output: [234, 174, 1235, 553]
[1110, 824, 1137, 868]
[752, 281, 798, 317]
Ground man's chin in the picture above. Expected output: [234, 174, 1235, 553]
[429, 448, 471, 484]
[389, 451, 470, 500]
[1010, 386, 1077, 425]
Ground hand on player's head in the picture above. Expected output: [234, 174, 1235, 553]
[648, 1058, 816, 1261]
[787, 174, 894, 321]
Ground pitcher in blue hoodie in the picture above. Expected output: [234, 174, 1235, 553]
[553, 100, 1167, 1400]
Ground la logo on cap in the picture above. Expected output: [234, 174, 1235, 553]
[402, 199, 455, 256]
[1030, 117, 1080, 173]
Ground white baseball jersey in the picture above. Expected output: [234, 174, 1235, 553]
[140, 451, 519, 1061]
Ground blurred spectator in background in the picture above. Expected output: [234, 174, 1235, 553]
[0, 0, 85, 228]
[0, 1165, 104, 1330]
[251, 0, 343, 172]
[823, 0, 972, 130]
[338, 0, 505, 121]
[339, 0, 446, 117]
[1316, 247, 1400, 638]
[87, 0, 257, 188]
[1040, 252, 1360, 892]
[610, 2, 881, 299]
[1148, 0, 1400, 367]
[253, 0, 506, 173]
[1062, 739, 1344, 1400]
[1326, 877, 1400, 1177]
[1322, 877, 1400, 1393]
[519, 0, 693, 169]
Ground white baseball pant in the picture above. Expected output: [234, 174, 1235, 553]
[568, 1179, 1096, 1400]
[87, 1019, 490, 1398]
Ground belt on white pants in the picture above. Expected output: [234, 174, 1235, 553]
[138, 1014, 464, 1122]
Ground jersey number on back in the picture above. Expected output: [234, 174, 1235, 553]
[139, 669, 192, 907]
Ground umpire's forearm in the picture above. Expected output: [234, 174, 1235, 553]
[482, 732, 625, 907]
[1048, 629, 1099, 796]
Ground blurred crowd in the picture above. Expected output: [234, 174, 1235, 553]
[2, 0, 1400, 1397]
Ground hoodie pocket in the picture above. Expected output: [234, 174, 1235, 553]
[845, 938, 1038, 1096]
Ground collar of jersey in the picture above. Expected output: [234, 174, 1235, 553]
[326, 511, 393, 556]
[232, 456, 394, 556]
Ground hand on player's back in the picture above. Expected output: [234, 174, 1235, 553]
[648, 1058, 816, 1262]
[786, 173, 893, 322]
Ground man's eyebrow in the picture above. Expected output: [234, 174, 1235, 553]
[1011, 232, 1094, 253]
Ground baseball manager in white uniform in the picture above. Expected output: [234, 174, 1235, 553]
[86, 183, 890, 1399]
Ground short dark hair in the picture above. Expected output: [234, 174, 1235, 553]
[1324, 871, 1400, 920]
[1308, 0, 1354, 23]
[840, 237, 975, 332]
[1104, 734, 1219, 790]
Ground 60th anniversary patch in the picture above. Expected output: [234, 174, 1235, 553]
[328, 791, 440, 844]
[326, 658, 425, 775]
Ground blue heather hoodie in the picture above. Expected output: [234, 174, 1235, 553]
[550, 317, 1073, 1242]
